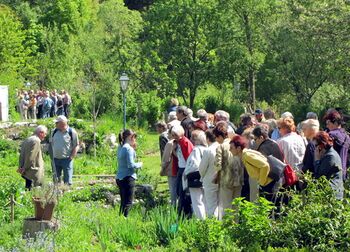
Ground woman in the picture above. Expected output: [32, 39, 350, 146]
[172, 125, 193, 217]
[160, 128, 177, 206]
[323, 110, 350, 180]
[116, 129, 142, 217]
[277, 117, 306, 171]
[28, 94, 37, 120]
[230, 135, 275, 194]
[198, 129, 219, 218]
[314, 131, 344, 199]
[19, 95, 29, 120]
[183, 130, 207, 219]
[214, 121, 244, 219]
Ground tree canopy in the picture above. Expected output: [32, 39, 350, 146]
[0, 0, 349, 122]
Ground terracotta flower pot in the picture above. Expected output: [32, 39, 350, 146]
[32, 197, 56, 221]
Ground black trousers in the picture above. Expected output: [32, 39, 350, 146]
[241, 169, 250, 201]
[22, 176, 32, 190]
[176, 168, 192, 218]
[116, 176, 135, 217]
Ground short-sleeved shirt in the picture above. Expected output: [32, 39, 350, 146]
[51, 127, 79, 159]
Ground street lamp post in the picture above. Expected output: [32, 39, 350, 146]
[119, 73, 129, 130]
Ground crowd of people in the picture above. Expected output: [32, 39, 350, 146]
[147, 100, 350, 220]
[16, 96, 350, 220]
[16, 89, 72, 120]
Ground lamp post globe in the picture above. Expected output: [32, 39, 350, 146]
[119, 73, 129, 130]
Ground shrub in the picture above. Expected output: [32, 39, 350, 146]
[271, 177, 350, 250]
[0, 139, 18, 157]
[224, 197, 274, 250]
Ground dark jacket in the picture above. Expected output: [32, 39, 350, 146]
[328, 128, 350, 179]
[181, 117, 193, 140]
[302, 141, 316, 174]
[314, 147, 344, 199]
[159, 132, 169, 159]
[256, 138, 284, 162]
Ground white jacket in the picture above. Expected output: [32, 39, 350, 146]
[183, 145, 206, 190]
[199, 142, 219, 186]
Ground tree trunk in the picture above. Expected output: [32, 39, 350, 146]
[248, 67, 256, 110]
[243, 12, 256, 110]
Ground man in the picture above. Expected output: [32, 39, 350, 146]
[176, 106, 193, 139]
[252, 125, 284, 161]
[18, 125, 48, 190]
[255, 109, 265, 123]
[214, 110, 236, 135]
[42, 91, 54, 119]
[62, 90, 72, 118]
[51, 115, 79, 185]
[301, 119, 320, 174]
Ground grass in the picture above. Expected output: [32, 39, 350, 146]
[0, 116, 174, 251]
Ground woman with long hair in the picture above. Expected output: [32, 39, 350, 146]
[116, 129, 142, 217]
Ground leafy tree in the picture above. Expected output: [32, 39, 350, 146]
[142, 0, 221, 107]
[0, 4, 28, 88]
[218, 0, 278, 110]
[269, 0, 350, 104]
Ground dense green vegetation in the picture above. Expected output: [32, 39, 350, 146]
[1, 0, 350, 250]
[0, 0, 349, 124]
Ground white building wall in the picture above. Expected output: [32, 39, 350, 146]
[0, 86, 9, 121]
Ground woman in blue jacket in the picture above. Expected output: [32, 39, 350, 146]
[116, 129, 142, 217]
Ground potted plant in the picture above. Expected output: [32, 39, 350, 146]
[31, 183, 57, 221]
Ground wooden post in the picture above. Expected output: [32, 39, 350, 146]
[10, 194, 14, 223]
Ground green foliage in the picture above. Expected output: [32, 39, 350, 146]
[0, 139, 18, 156]
[271, 177, 350, 250]
[147, 206, 181, 246]
[224, 197, 274, 250]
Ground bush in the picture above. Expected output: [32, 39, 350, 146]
[271, 177, 350, 250]
[224, 197, 274, 250]
[0, 139, 18, 156]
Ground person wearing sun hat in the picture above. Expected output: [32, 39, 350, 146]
[50, 115, 79, 185]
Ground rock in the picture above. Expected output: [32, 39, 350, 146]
[14, 122, 30, 127]
[9, 132, 21, 140]
[105, 134, 118, 149]
[103, 191, 119, 207]
[0, 122, 13, 129]
[135, 184, 155, 209]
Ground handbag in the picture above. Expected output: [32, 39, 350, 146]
[187, 171, 202, 188]
[266, 155, 286, 181]
[284, 164, 298, 187]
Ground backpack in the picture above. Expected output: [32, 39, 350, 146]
[44, 98, 53, 111]
[52, 127, 76, 143]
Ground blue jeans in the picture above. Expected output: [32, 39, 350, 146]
[54, 158, 73, 185]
